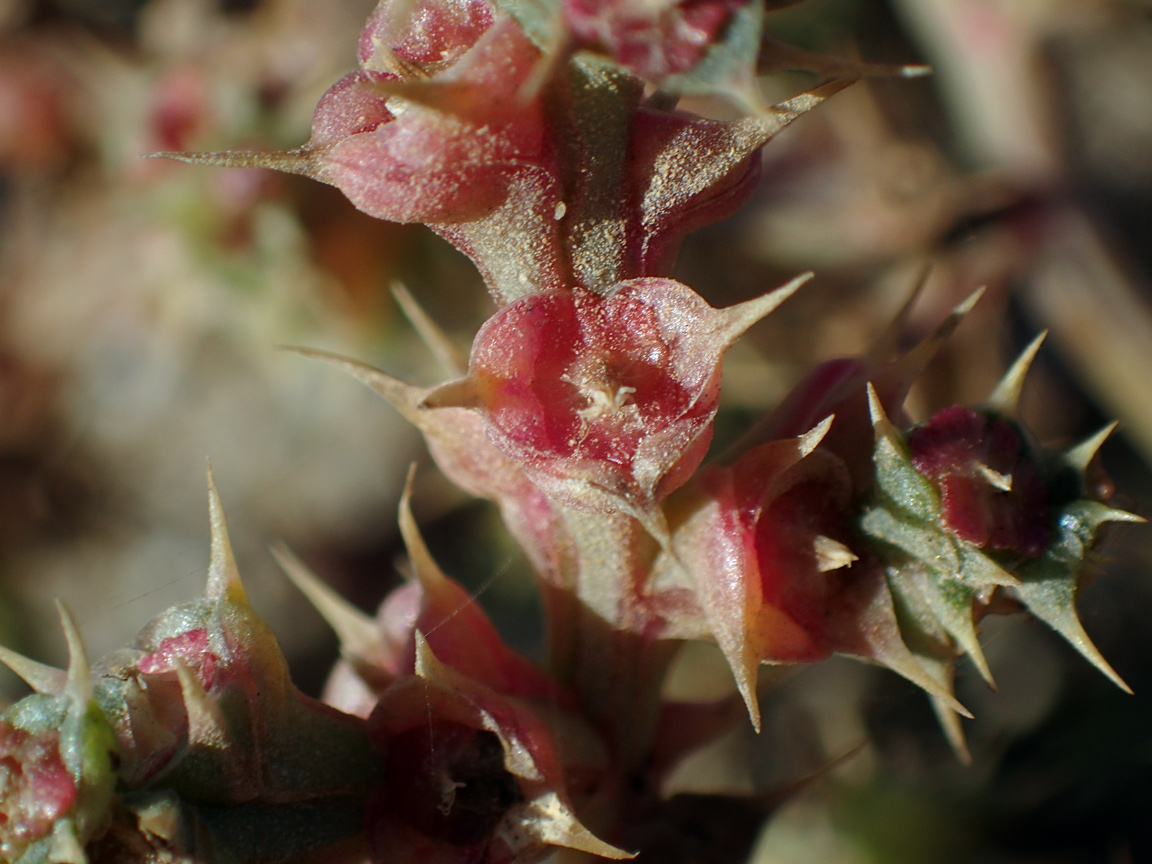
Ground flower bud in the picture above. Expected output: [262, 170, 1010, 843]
[562, 0, 748, 81]
[0, 607, 118, 864]
[908, 405, 1048, 557]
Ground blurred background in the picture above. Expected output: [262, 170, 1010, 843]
[1, 0, 1151, 861]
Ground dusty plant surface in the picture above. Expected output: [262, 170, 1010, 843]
[1, 1, 1152, 862]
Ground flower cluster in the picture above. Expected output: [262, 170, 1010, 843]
[1, 0, 1141, 860]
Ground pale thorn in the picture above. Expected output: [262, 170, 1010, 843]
[987, 332, 1047, 417]
[730, 77, 770, 118]
[866, 262, 932, 365]
[284, 347, 424, 424]
[910, 669, 973, 719]
[744, 78, 857, 147]
[271, 543, 383, 666]
[798, 415, 836, 459]
[889, 285, 986, 384]
[974, 462, 1013, 492]
[1064, 421, 1120, 473]
[391, 281, 468, 378]
[1037, 605, 1133, 694]
[0, 644, 65, 695]
[419, 375, 483, 411]
[759, 34, 932, 80]
[516, 22, 573, 104]
[870, 640, 973, 719]
[966, 645, 995, 691]
[714, 272, 812, 347]
[411, 635, 540, 779]
[367, 76, 474, 116]
[813, 535, 858, 572]
[412, 630, 449, 683]
[151, 148, 323, 181]
[206, 463, 246, 605]
[939, 599, 995, 687]
[398, 465, 449, 591]
[866, 382, 899, 440]
[528, 791, 636, 859]
[930, 693, 972, 766]
[56, 601, 91, 705]
[173, 659, 228, 746]
[727, 650, 761, 734]
[48, 822, 87, 864]
[1095, 507, 1146, 526]
[132, 796, 183, 845]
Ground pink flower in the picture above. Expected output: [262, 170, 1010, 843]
[466, 277, 801, 523]
[316, 17, 556, 227]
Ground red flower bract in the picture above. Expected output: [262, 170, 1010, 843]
[563, 0, 748, 80]
[470, 279, 731, 516]
[321, 16, 553, 226]
[137, 627, 228, 692]
[909, 405, 1049, 558]
[0, 724, 77, 859]
[359, 0, 495, 71]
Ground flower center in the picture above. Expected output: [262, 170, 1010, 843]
[564, 352, 639, 422]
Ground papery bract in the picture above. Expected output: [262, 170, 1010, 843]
[322, 19, 556, 226]
[619, 81, 856, 280]
[304, 350, 569, 578]
[862, 374, 1141, 704]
